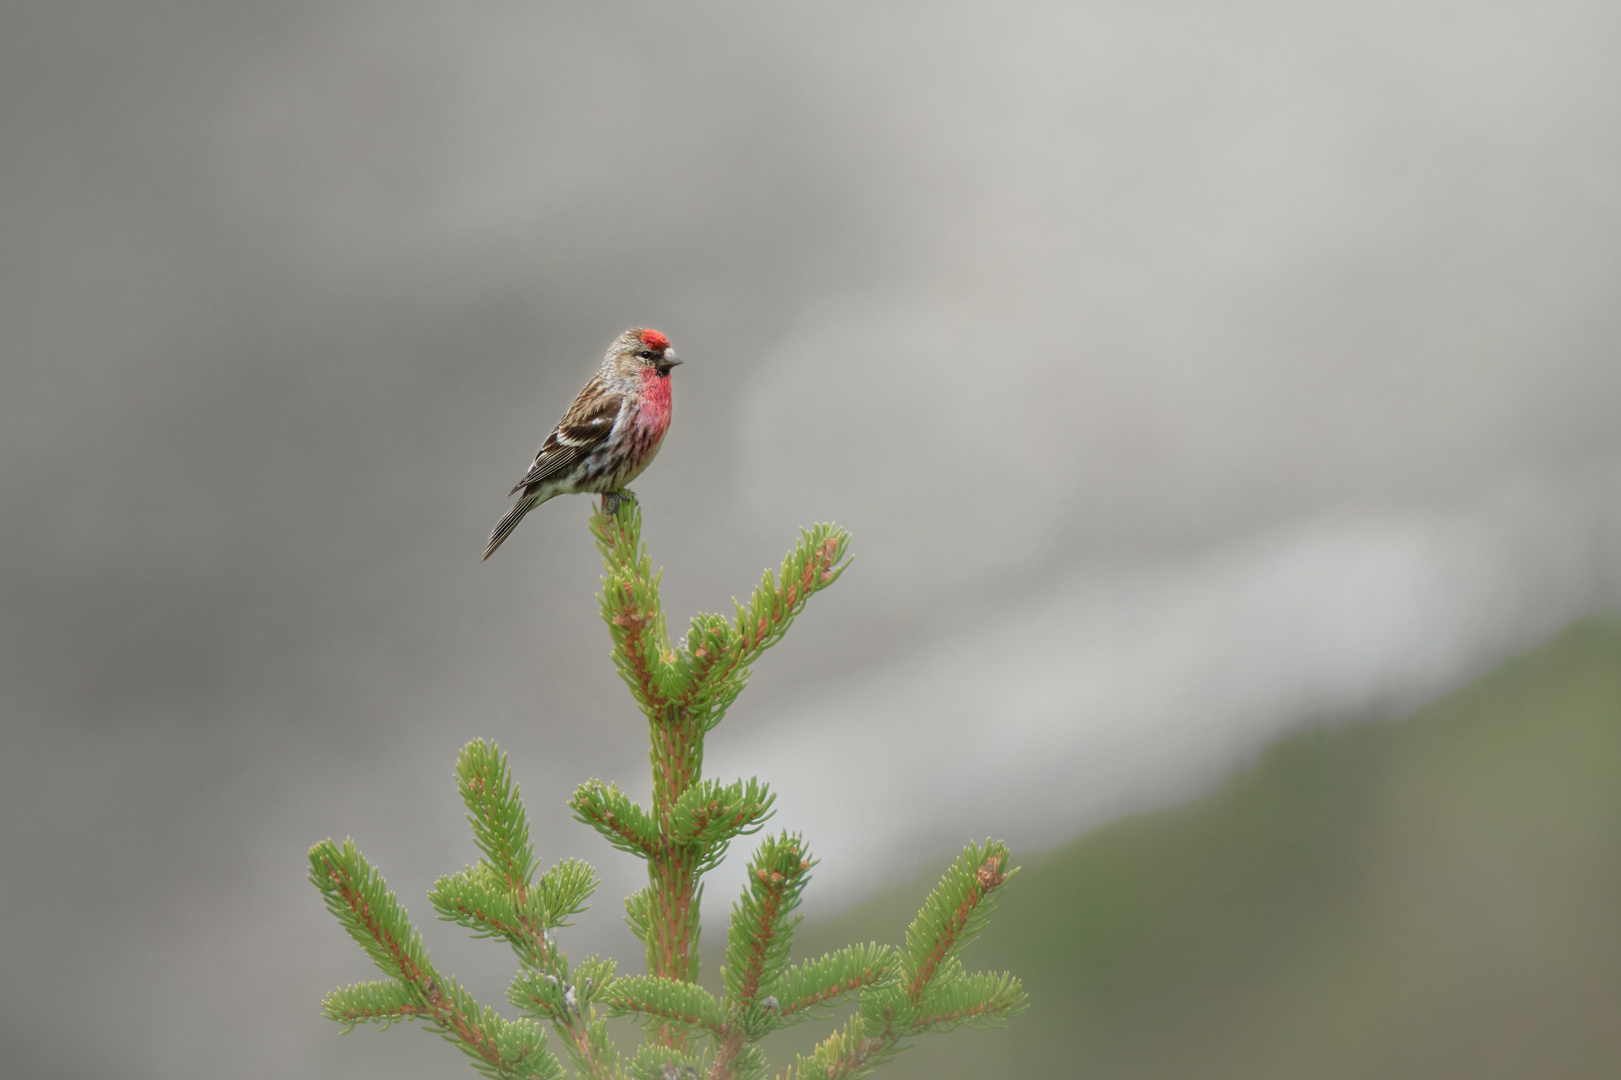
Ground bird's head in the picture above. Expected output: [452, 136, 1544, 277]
[608, 327, 681, 378]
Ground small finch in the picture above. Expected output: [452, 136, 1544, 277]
[483, 328, 681, 560]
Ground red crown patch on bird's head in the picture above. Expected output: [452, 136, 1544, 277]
[638, 329, 670, 352]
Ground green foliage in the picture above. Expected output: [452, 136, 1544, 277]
[309, 496, 1023, 1079]
[770, 943, 895, 1023]
[537, 858, 598, 929]
[430, 862, 541, 956]
[628, 1043, 707, 1080]
[722, 833, 813, 1012]
[899, 840, 1015, 1003]
[322, 978, 418, 1030]
[671, 778, 776, 859]
[308, 837, 566, 1079]
[777, 1017, 895, 1080]
[590, 502, 852, 734]
[606, 976, 727, 1036]
[572, 779, 660, 858]
[457, 738, 537, 888]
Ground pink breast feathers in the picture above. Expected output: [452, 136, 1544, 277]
[636, 366, 673, 434]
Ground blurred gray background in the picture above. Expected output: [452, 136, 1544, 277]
[3, 3, 1619, 1077]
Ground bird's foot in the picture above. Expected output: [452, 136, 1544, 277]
[601, 489, 636, 517]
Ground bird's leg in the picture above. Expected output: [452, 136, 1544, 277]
[601, 489, 636, 518]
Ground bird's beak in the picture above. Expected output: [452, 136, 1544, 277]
[658, 354, 683, 372]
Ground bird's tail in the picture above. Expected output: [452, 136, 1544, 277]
[482, 495, 540, 561]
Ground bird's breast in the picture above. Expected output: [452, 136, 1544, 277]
[636, 368, 673, 433]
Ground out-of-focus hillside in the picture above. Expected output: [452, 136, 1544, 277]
[783, 618, 1621, 1078]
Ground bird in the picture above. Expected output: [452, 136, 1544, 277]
[483, 328, 681, 560]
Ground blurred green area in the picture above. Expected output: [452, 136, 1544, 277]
[781, 617, 1621, 1078]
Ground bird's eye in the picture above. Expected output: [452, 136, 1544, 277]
[636, 349, 654, 360]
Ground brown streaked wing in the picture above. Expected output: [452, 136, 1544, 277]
[553, 377, 624, 446]
[507, 378, 622, 494]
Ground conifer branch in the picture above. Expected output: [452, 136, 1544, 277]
[309, 838, 564, 1079]
[310, 502, 1023, 1080]
[456, 740, 537, 891]
[769, 843, 1025, 1078]
[450, 747, 621, 1080]
[645, 852, 703, 988]
[772, 1018, 893, 1080]
[672, 777, 775, 858]
[723, 833, 813, 1012]
[536, 857, 597, 929]
[901, 841, 1013, 1003]
[591, 502, 679, 713]
[508, 954, 614, 1019]
[322, 978, 421, 1030]
[310, 838, 434, 987]
[912, 970, 1027, 1032]
[625, 886, 654, 946]
[565, 1014, 621, 1080]
[606, 975, 727, 1036]
[508, 959, 620, 1080]
[572, 779, 660, 858]
[630, 1043, 708, 1080]
[508, 968, 572, 1023]
[770, 943, 895, 1021]
[430, 864, 547, 966]
[433, 744, 603, 969]
[552, 1009, 620, 1080]
[675, 526, 851, 732]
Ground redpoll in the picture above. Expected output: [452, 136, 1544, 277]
[483, 328, 680, 560]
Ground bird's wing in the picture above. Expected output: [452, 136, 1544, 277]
[508, 378, 623, 495]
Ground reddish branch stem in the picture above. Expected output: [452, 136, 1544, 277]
[779, 966, 890, 1017]
[323, 858, 504, 1069]
[738, 869, 786, 1005]
[596, 513, 849, 1069]
[646, 713, 705, 1049]
[907, 855, 1007, 1003]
